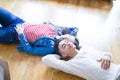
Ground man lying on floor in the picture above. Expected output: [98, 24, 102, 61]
[42, 39, 120, 80]
[42, 0, 120, 79]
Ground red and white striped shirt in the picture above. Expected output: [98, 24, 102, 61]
[22, 23, 58, 42]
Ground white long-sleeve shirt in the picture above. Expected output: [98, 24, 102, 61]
[42, 46, 120, 80]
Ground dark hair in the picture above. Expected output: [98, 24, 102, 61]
[59, 27, 69, 35]
[54, 39, 61, 55]
[44, 22, 68, 35]
[74, 37, 80, 50]
[54, 36, 80, 55]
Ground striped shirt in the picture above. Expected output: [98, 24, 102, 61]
[22, 23, 58, 42]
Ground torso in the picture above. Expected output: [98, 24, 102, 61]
[22, 22, 58, 42]
[68, 46, 120, 80]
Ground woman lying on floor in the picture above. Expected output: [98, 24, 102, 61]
[0, 7, 79, 56]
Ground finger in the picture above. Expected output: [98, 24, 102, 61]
[101, 59, 108, 70]
[104, 59, 111, 70]
[102, 59, 110, 70]
[16, 24, 21, 27]
[103, 60, 108, 70]
[14, 27, 18, 31]
[15, 25, 19, 29]
[101, 59, 105, 69]
[102, 60, 107, 70]
[106, 60, 111, 70]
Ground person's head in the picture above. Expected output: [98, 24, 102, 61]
[59, 26, 78, 36]
[55, 34, 80, 60]
[57, 34, 76, 44]
[49, 23, 78, 36]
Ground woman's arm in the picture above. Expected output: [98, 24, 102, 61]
[18, 34, 54, 56]
[15, 24, 54, 56]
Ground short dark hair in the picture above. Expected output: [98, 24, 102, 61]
[74, 37, 80, 50]
[54, 36, 80, 55]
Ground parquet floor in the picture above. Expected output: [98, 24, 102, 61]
[0, 0, 120, 80]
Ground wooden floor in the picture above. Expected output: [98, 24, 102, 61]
[0, 0, 120, 80]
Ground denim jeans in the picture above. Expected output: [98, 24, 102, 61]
[0, 7, 24, 43]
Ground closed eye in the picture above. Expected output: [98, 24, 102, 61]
[62, 44, 66, 48]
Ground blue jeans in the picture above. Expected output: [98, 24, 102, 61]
[0, 7, 24, 44]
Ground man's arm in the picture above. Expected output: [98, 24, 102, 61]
[97, 52, 112, 70]
[42, 54, 73, 73]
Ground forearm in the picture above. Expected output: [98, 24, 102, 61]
[19, 33, 28, 45]
[18, 33, 33, 53]
[18, 34, 55, 56]
[42, 54, 71, 72]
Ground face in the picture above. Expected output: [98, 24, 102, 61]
[58, 39, 76, 59]
[59, 34, 75, 44]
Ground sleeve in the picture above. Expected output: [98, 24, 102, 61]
[42, 54, 74, 73]
[66, 27, 79, 36]
[82, 46, 112, 60]
[17, 33, 54, 56]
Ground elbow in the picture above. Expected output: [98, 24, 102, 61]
[41, 56, 49, 65]
[42, 54, 60, 64]
[41, 57, 45, 63]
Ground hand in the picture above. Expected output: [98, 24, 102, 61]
[97, 54, 112, 70]
[15, 24, 24, 35]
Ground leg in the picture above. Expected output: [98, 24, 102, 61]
[0, 7, 24, 43]
[0, 26, 19, 44]
[0, 7, 24, 27]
